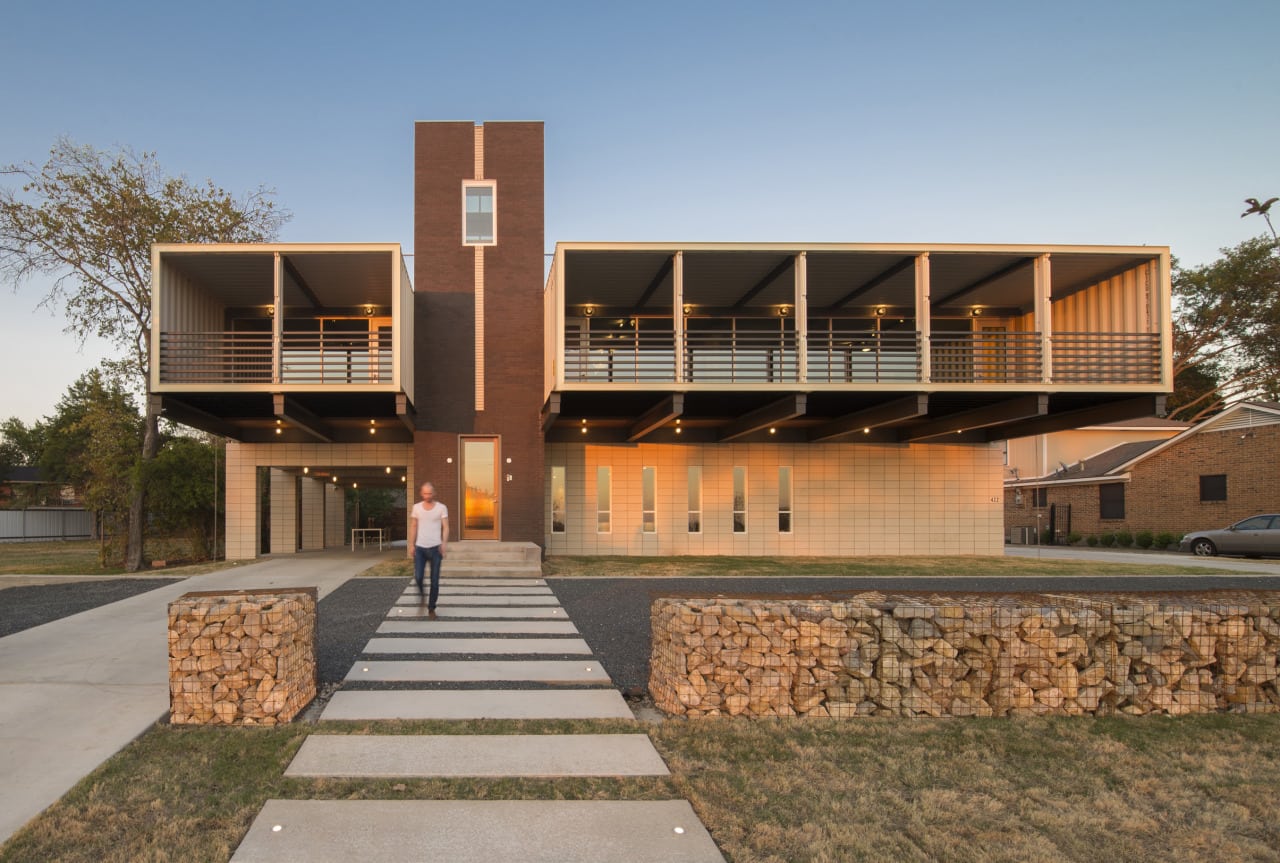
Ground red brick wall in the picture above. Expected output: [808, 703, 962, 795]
[411, 122, 545, 547]
[1005, 423, 1280, 540]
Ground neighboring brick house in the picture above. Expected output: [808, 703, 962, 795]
[1005, 401, 1280, 541]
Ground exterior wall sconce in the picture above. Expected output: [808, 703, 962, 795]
[266, 305, 275, 316]
[874, 307, 887, 316]
[970, 307, 983, 317]
[778, 305, 791, 317]
[582, 305, 595, 317]
[682, 304, 693, 316]
[364, 305, 374, 316]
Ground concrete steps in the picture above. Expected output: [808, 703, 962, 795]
[233, 541, 724, 861]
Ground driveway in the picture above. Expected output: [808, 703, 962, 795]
[1003, 544, 1280, 575]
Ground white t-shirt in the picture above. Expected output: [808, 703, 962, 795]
[412, 501, 448, 548]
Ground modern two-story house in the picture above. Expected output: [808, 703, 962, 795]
[150, 121, 1173, 559]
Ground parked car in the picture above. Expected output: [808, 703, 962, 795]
[1179, 514, 1280, 557]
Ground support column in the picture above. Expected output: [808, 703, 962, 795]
[915, 253, 931, 383]
[795, 252, 807, 383]
[1034, 253, 1053, 383]
[269, 468, 298, 555]
[673, 251, 684, 383]
[223, 442, 260, 561]
[325, 483, 345, 548]
[300, 476, 325, 551]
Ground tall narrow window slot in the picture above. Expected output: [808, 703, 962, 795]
[463, 181, 496, 245]
[551, 466, 566, 533]
[778, 466, 793, 533]
[641, 467, 657, 533]
[732, 467, 747, 533]
[687, 466, 702, 533]
[596, 466, 612, 533]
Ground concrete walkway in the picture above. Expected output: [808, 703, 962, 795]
[0, 550, 388, 846]
[1004, 544, 1280, 574]
[234, 541, 725, 862]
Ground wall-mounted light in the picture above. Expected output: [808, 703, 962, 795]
[582, 305, 595, 317]
[682, 304, 692, 316]
[266, 305, 275, 316]
[446, 457, 453, 464]
[506, 457, 512, 464]
[778, 305, 791, 317]
[385, 466, 392, 474]
[303, 466, 309, 474]
[874, 307, 887, 316]
[364, 305, 374, 317]
[969, 307, 983, 317]
[332, 475, 338, 482]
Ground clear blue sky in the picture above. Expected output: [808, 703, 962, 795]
[2, 0, 1277, 424]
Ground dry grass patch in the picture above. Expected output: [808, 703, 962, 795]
[6, 714, 1280, 862]
[0, 539, 238, 577]
[650, 714, 1280, 863]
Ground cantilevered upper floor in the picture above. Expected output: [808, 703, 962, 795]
[542, 242, 1172, 443]
[150, 243, 415, 443]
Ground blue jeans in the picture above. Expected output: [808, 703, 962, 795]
[413, 544, 443, 609]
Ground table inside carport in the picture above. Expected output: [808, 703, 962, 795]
[351, 528, 384, 551]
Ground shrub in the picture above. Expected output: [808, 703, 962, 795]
[1100, 532, 1117, 547]
[1154, 531, 1179, 550]
[1086, 535, 1099, 547]
[1068, 531, 1083, 545]
[1040, 528, 1054, 545]
[1135, 530, 1154, 549]
[1115, 529, 1134, 547]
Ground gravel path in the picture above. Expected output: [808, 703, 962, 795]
[0, 579, 183, 639]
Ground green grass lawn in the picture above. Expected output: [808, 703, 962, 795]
[4, 715, 1279, 863]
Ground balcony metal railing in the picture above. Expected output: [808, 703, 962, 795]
[563, 331, 677, 382]
[158, 332, 273, 383]
[159, 331, 393, 385]
[1051, 332, 1161, 384]
[807, 329, 922, 383]
[931, 331, 1043, 384]
[684, 327, 798, 383]
[560, 322, 1163, 387]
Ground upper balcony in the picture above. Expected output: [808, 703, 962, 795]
[151, 244, 414, 443]
[543, 243, 1171, 444]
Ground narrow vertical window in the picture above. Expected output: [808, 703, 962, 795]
[550, 465, 566, 533]
[778, 466, 792, 533]
[463, 181, 496, 245]
[687, 466, 702, 533]
[641, 466, 657, 533]
[732, 466, 747, 533]
[596, 466, 611, 533]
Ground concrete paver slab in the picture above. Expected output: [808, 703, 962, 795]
[440, 578, 547, 587]
[231, 799, 724, 862]
[320, 689, 633, 720]
[347, 659, 611, 684]
[285, 734, 670, 778]
[364, 637, 592, 655]
[389, 606, 569, 619]
[395, 594, 560, 606]
[377, 620, 579, 635]
[424, 586, 554, 595]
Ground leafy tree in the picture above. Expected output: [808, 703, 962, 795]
[145, 433, 222, 560]
[0, 416, 58, 508]
[1169, 235, 1280, 421]
[0, 139, 288, 569]
[73, 384, 144, 565]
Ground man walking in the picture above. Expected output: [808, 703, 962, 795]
[410, 481, 449, 617]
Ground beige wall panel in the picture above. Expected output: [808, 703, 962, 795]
[544, 441, 1004, 556]
[223, 443, 260, 560]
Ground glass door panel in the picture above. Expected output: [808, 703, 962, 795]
[461, 437, 499, 539]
